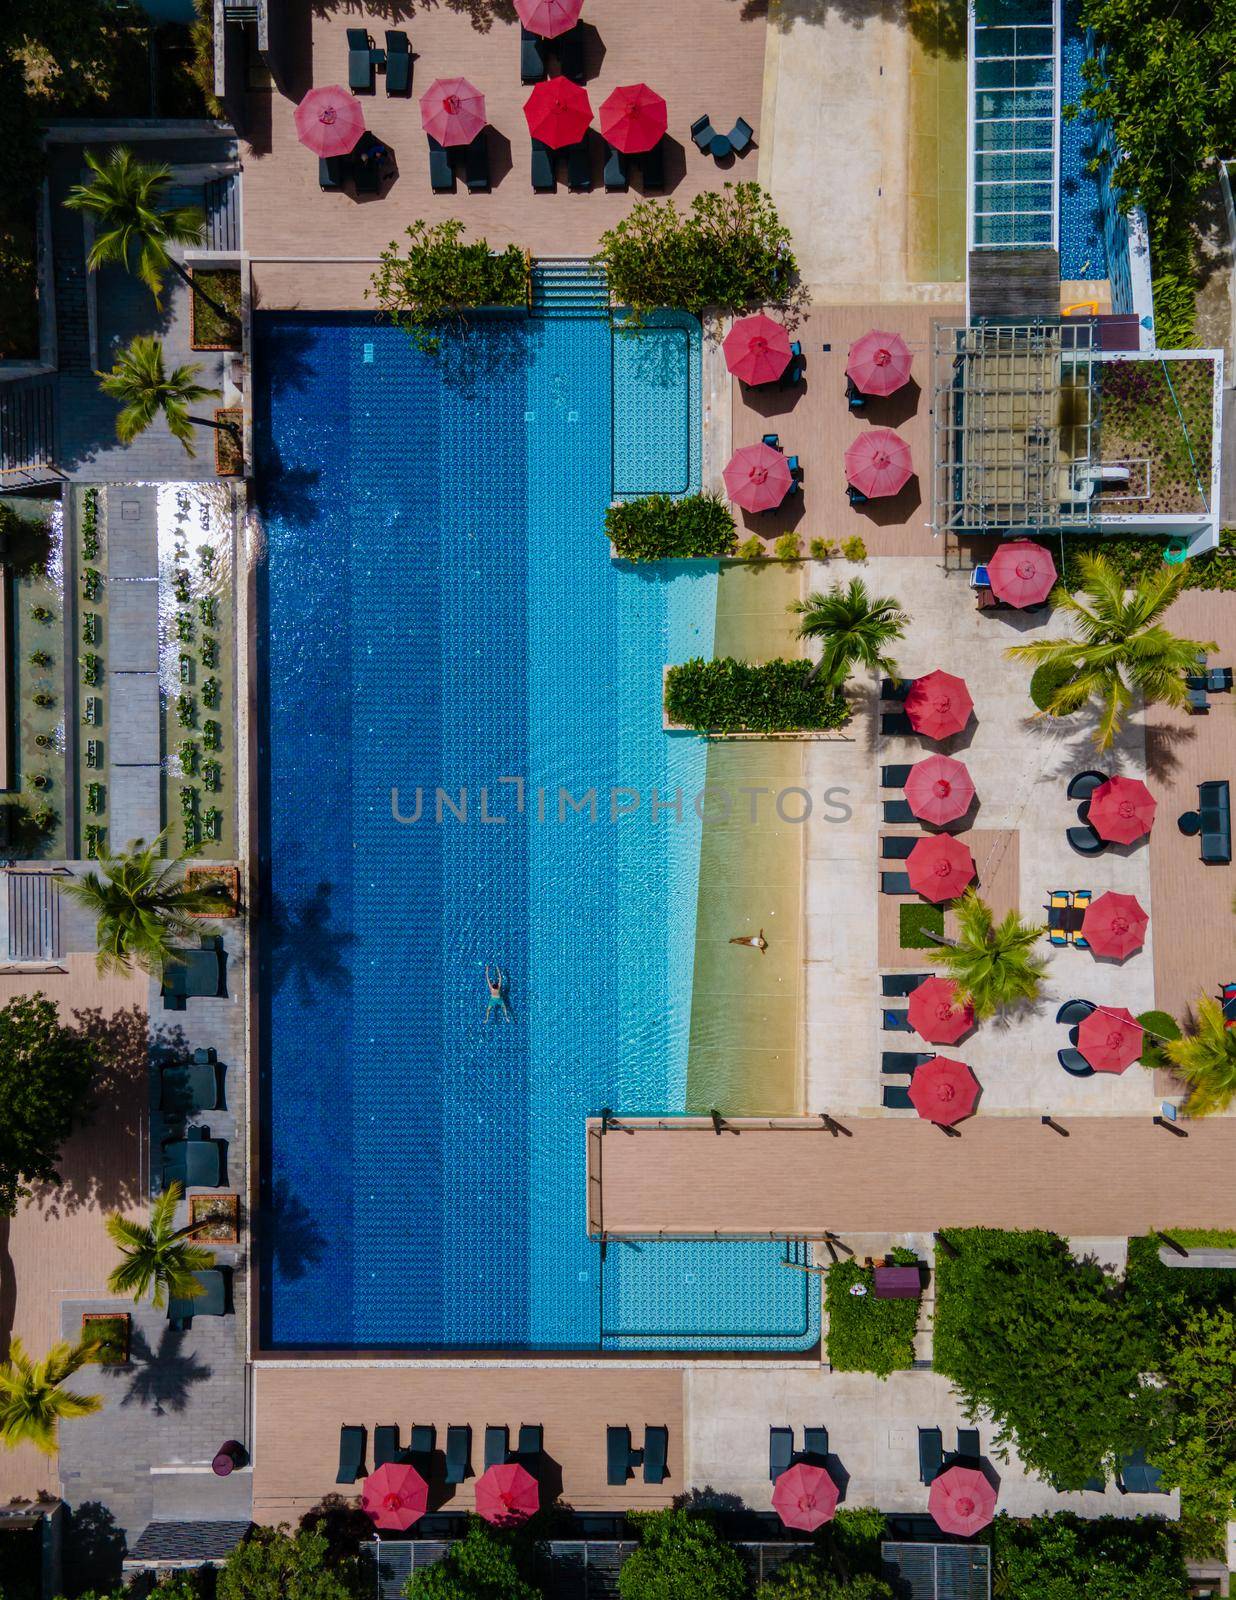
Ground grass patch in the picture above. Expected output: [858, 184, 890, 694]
[900, 903, 943, 948]
[190, 269, 241, 350]
[81, 1312, 129, 1365]
[825, 1260, 920, 1377]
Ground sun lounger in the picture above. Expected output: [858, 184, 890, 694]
[1188, 685, 1210, 713]
[428, 135, 455, 194]
[882, 1084, 913, 1109]
[374, 1426, 400, 1467]
[955, 1428, 980, 1460]
[882, 678, 913, 701]
[884, 1051, 933, 1072]
[1117, 1448, 1164, 1494]
[882, 973, 927, 996]
[1067, 769, 1107, 802]
[847, 376, 867, 411]
[604, 142, 629, 192]
[567, 138, 592, 191]
[410, 1424, 435, 1466]
[353, 153, 382, 196]
[532, 139, 556, 192]
[385, 30, 411, 94]
[639, 139, 664, 192]
[919, 1427, 944, 1484]
[1067, 824, 1106, 855]
[1071, 890, 1091, 948]
[882, 1009, 912, 1032]
[520, 24, 547, 83]
[445, 1424, 471, 1484]
[336, 1425, 366, 1484]
[161, 937, 227, 1006]
[881, 836, 916, 860]
[882, 801, 916, 825]
[465, 132, 490, 192]
[880, 871, 913, 895]
[881, 711, 913, 736]
[643, 1425, 668, 1483]
[1055, 998, 1095, 1025]
[727, 116, 754, 154]
[159, 1060, 221, 1114]
[607, 1424, 635, 1485]
[347, 27, 377, 93]
[1199, 780, 1232, 864]
[557, 22, 585, 83]
[802, 1426, 828, 1461]
[1207, 667, 1233, 692]
[516, 1425, 543, 1475]
[485, 1425, 509, 1469]
[167, 1267, 228, 1331]
[162, 1127, 222, 1189]
[319, 156, 345, 192]
[881, 764, 913, 788]
[1058, 1047, 1094, 1076]
[690, 115, 715, 151]
[770, 1426, 793, 1480]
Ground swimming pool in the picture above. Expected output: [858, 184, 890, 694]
[254, 308, 818, 1353]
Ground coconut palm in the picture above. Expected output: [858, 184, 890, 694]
[788, 578, 909, 689]
[98, 336, 230, 458]
[63, 145, 235, 325]
[106, 1184, 215, 1308]
[0, 1338, 102, 1455]
[1006, 555, 1216, 750]
[932, 890, 1047, 1020]
[62, 829, 225, 975]
[1163, 997, 1236, 1117]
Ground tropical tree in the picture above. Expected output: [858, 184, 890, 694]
[218, 1524, 367, 1600]
[106, 1183, 215, 1308]
[931, 890, 1046, 1020]
[1153, 1305, 1236, 1526]
[617, 1510, 747, 1600]
[787, 578, 909, 690]
[63, 145, 236, 324]
[0, 1338, 102, 1455]
[1006, 555, 1215, 750]
[97, 335, 228, 457]
[1162, 996, 1236, 1116]
[0, 992, 98, 1216]
[407, 1521, 542, 1600]
[63, 829, 226, 975]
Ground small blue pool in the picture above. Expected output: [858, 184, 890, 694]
[254, 308, 818, 1353]
[1058, 0, 1107, 280]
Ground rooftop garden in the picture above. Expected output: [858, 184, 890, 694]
[1096, 357, 1214, 516]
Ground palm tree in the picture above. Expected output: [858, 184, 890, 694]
[0, 1339, 102, 1455]
[932, 890, 1047, 1020]
[63, 146, 235, 325]
[106, 1184, 215, 1308]
[98, 336, 230, 458]
[1163, 997, 1236, 1116]
[62, 829, 225, 975]
[788, 578, 909, 689]
[1006, 555, 1216, 750]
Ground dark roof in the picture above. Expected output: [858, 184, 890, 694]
[128, 1521, 252, 1563]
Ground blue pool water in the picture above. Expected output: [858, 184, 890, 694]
[254, 310, 818, 1353]
[1059, 1, 1107, 280]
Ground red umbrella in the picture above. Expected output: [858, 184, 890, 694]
[420, 77, 487, 147]
[905, 670, 974, 740]
[294, 86, 365, 158]
[599, 83, 667, 154]
[475, 1462, 539, 1526]
[908, 1056, 979, 1126]
[844, 428, 913, 498]
[1077, 1006, 1144, 1073]
[515, 0, 584, 38]
[987, 539, 1057, 608]
[905, 755, 975, 826]
[846, 329, 912, 397]
[929, 1465, 997, 1535]
[1080, 891, 1148, 961]
[723, 443, 793, 513]
[907, 976, 974, 1045]
[722, 314, 792, 386]
[771, 1462, 839, 1531]
[907, 835, 975, 903]
[524, 79, 593, 148]
[1087, 775, 1156, 845]
[361, 1462, 429, 1532]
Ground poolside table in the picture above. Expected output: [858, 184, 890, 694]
[709, 134, 732, 159]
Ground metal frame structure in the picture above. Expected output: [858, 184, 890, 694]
[968, 0, 1060, 253]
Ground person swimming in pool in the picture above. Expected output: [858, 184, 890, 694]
[484, 964, 513, 1022]
[729, 929, 768, 953]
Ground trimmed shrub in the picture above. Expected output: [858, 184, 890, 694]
[1028, 657, 1078, 712]
[664, 658, 851, 734]
[775, 532, 802, 562]
[809, 537, 837, 561]
[840, 535, 867, 562]
[606, 493, 736, 561]
[825, 1260, 919, 1377]
[737, 536, 764, 561]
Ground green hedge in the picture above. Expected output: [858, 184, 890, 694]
[664, 658, 851, 734]
[607, 493, 736, 561]
[825, 1260, 920, 1377]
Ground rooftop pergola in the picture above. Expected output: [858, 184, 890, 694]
[931, 319, 1101, 535]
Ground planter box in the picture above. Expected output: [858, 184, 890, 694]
[189, 269, 242, 352]
[186, 863, 240, 916]
[190, 1191, 239, 1243]
[81, 1311, 130, 1365]
[214, 409, 243, 476]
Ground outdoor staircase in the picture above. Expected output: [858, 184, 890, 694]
[0, 380, 59, 486]
[530, 257, 610, 317]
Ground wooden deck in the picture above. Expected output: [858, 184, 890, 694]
[586, 1115, 1236, 1237]
[876, 827, 1018, 966]
[251, 1364, 685, 1522]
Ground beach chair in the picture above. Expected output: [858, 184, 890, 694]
[883, 800, 916, 824]
[516, 1425, 543, 1476]
[465, 133, 491, 193]
[1058, 1047, 1094, 1077]
[374, 1426, 400, 1468]
[1188, 685, 1210, 713]
[410, 1424, 435, 1469]
[846, 376, 867, 411]
[557, 22, 585, 83]
[531, 139, 556, 192]
[337, 1425, 366, 1484]
[884, 1051, 933, 1072]
[727, 116, 754, 154]
[159, 1060, 221, 1114]
[881, 711, 913, 736]
[347, 28, 377, 92]
[1066, 769, 1106, 802]
[770, 1426, 793, 1480]
[428, 136, 455, 194]
[955, 1428, 980, 1460]
[882, 1009, 912, 1032]
[485, 1425, 509, 1469]
[882, 766, 912, 788]
[385, 30, 411, 94]
[445, 1424, 471, 1484]
[880, 872, 912, 896]
[1071, 890, 1092, 948]
[319, 156, 345, 191]
[1055, 998, 1095, 1025]
[918, 1427, 944, 1484]
[1117, 1448, 1164, 1494]
[882, 1084, 913, 1109]
[882, 973, 927, 996]
[643, 1425, 668, 1483]
[1207, 667, 1233, 692]
[639, 139, 664, 192]
[1046, 890, 1070, 947]
[520, 25, 547, 83]
[353, 151, 382, 196]
[607, 1424, 634, 1485]
[604, 142, 629, 192]
[567, 138, 592, 191]
[882, 836, 916, 860]
[882, 677, 913, 701]
[690, 116, 715, 152]
[168, 1268, 228, 1331]
[802, 1427, 829, 1462]
[1067, 824, 1106, 855]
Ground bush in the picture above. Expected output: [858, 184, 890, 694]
[406, 1521, 541, 1600]
[0, 994, 97, 1216]
[369, 220, 528, 351]
[809, 538, 837, 561]
[990, 1511, 1189, 1600]
[218, 1525, 365, 1600]
[755, 1560, 892, 1600]
[618, 1510, 746, 1600]
[596, 182, 797, 320]
[825, 1260, 919, 1376]
[774, 532, 802, 562]
[1028, 658, 1076, 712]
[840, 535, 867, 562]
[737, 536, 764, 561]
[1135, 1008, 1180, 1067]
[899, 904, 942, 948]
[664, 658, 852, 734]
[606, 493, 736, 561]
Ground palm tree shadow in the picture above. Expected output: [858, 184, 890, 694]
[113, 1323, 212, 1415]
[260, 1177, 327, 1283]
[266, 881, 356, 1005]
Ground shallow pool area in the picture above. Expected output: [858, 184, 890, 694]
[254, 309, 817, 1353]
